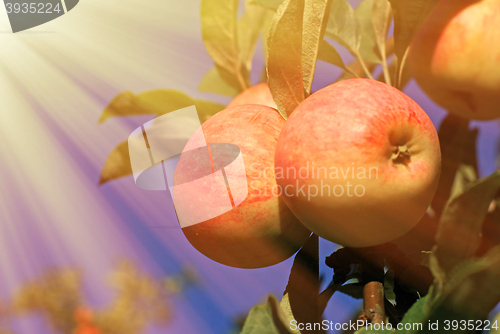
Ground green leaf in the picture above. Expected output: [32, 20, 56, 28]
[325, 0, 361, 54]
[317, 39, 349, 71]
[396, 296, 429, 334]
[198, 67, 240, 97]
[432, 245, 500, 321]
[412, 247, 500, 332]
[428, 252, 446, 294]
[267, 0, 306, 118]
[201, 0, 250, 91]
[388, 0, 441, 86]
[383, 270, 396, 301]
[99, 140, 132, 185]
[372, 0, 392, 85]
[301, 0, 333, 94]
[355, 0, 382, 64]
[240, 295, 294, 334]
[434, 172, 500, 277]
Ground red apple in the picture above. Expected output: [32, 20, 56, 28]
[174, 104, 310, 268]
[410, 0, 500, 120]
[227, 83, 277, 109]
[274, 79, 441, 247]
[73, 307, 101, 334]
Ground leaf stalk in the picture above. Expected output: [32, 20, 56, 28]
[355, 51, 374, 80]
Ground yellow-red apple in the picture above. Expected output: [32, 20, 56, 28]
[227, 83, 277, 109]
[173, 104, 310, 268]
[274, 79, 441, 247]
[410, 0, 500, 120]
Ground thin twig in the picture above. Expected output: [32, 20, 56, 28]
[346, 67, 360, 79]
[381, 50, 392, 86]
[340, 38, 394, 81]
[394, 49, 410, 89]
[355, 52, 374, 80]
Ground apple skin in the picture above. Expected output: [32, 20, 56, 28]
[274, 79, 441, 247]
[227, 83, 278, 109]
[174, 104, 310, 268]
[73, 307, 101, 334]
[409, 0, 500, 120]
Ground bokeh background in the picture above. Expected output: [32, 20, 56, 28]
[0, 0, 499, 333]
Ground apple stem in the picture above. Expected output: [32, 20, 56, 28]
[392, 145, 411, 165]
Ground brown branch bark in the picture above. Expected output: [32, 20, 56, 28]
[362, 282, 386, 324]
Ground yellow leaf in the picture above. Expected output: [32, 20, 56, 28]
[280, 293, 301, 334]
[100, 89, 224, 123]
[317, 39, 350, 73]
[200, 0, 250, 91]
[302, 0, 333, 95]
[389, 0, 441, 87]
[99, 90, 194, 123]
[267, 0, 306, 118]
[372, 0, 392, 85]
[194, 100, 226, 123]
[238, 3, 268, 73]
[325, 0, 361, 54]
[99, 140, 132, 185]
[355, 0, 382, 64]
[99, 92, 224, 184]
[198, 67, 240, 97]
[261, 10, 275, 65]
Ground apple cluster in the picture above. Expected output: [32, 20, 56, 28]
[174, 79, 442, 268]
[174, 0, 500, 268]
